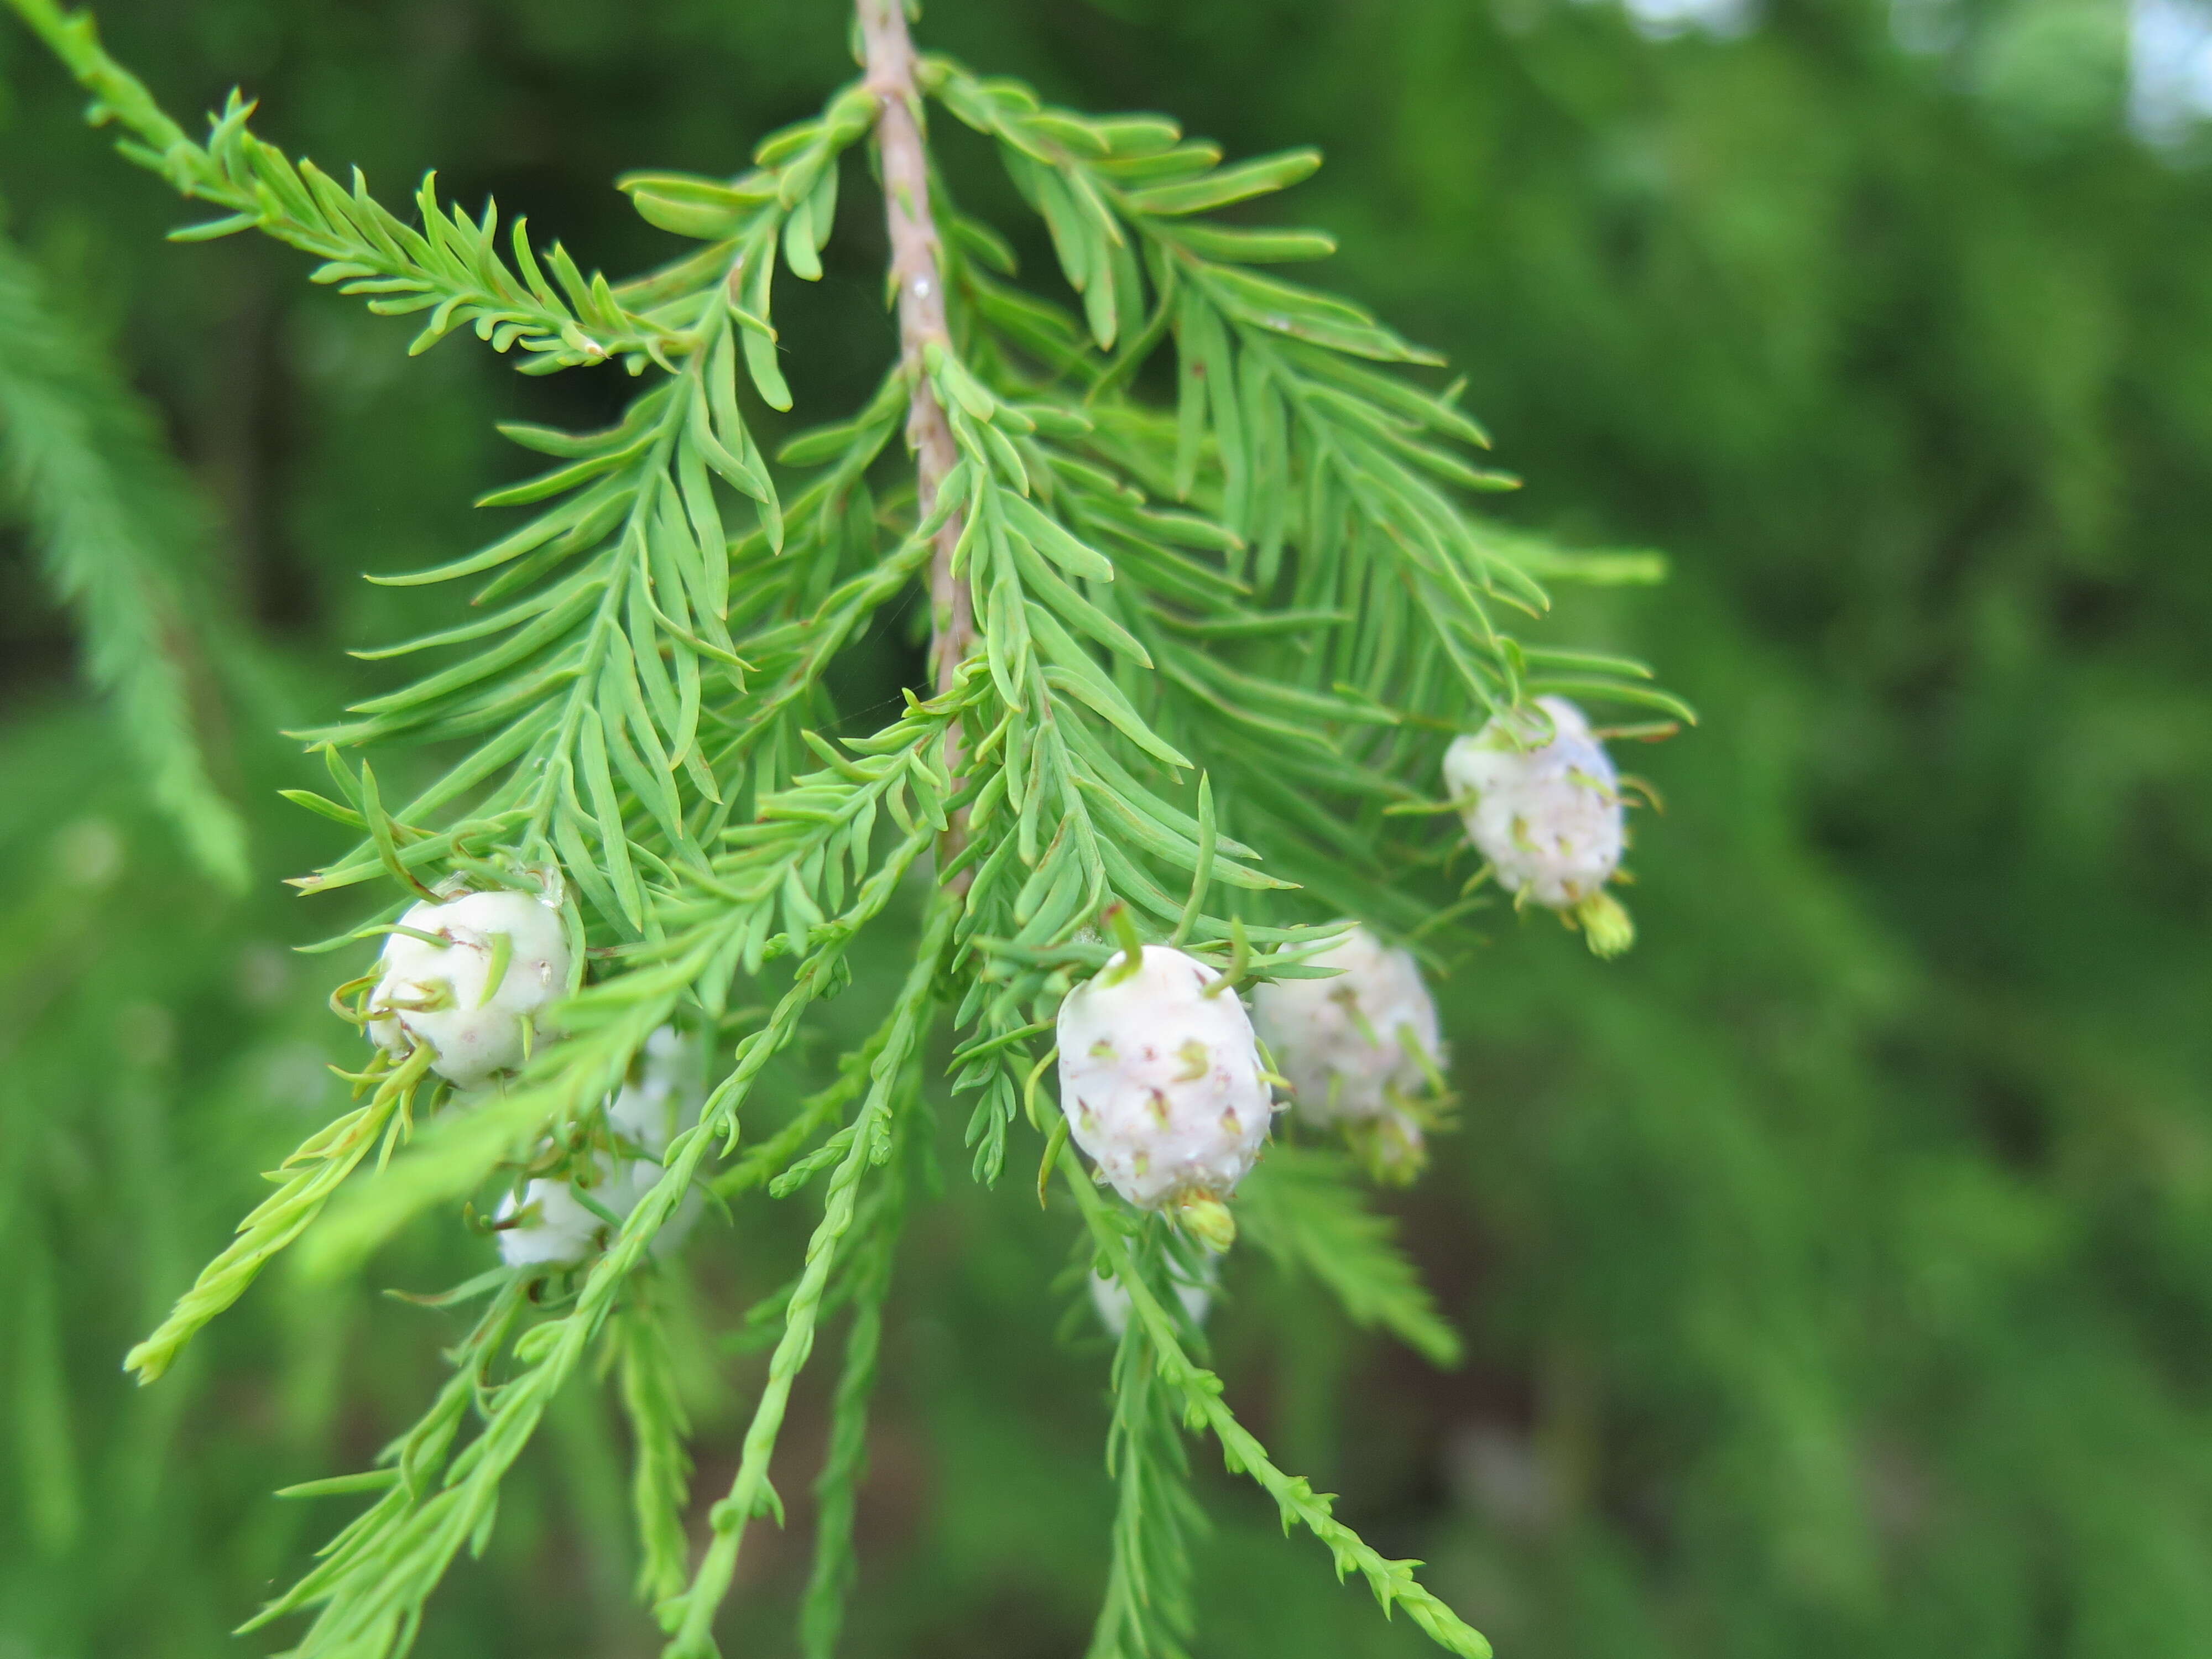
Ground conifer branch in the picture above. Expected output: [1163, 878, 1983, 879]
[663, 891, 956, 1658]
[123, 1045, 435, 1385]
[859, 0, 974, 873]
[8, 0, 668, 372]
[617, 1291, 696, 1607]
[1237, 1146, 1463, 1368]
[3, 5, 1688, 1653]
[1062, 1150, 1493, 1659]
[1088, 1228, 1204, 1659]
[0, 233, 251, 891]
[800, 1098, 912, 1659]
[254, 884, 931, 1652]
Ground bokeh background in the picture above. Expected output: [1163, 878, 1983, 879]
[4, 1, 2211, 1655]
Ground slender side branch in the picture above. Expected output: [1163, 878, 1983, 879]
[4, 0, 191, 156]
[124, 1043, 434, 1384]
[859, 0, 972, 873]
[663, 893, 957, 1657]
[1060, 1149, 1494, 1659]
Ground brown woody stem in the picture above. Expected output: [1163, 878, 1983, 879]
[858, 0, 971, 875]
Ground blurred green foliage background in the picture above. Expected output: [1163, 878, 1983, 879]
[3, 1, 2210, 1656]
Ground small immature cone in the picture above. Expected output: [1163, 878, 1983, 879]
[606, 1023, 696, 1157]
[1443, 696, 1634, 954]
[368, 888, 571, 1088]
[1057, 946, 1274, 1234]
[1253, 926, 1443, 1126]
[496, 1025, 703, 1271]
[495, 1161, 658, 1269]
[1090, 1254, 1217, 1339]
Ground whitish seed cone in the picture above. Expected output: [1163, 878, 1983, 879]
[495, 1160, 661, 1269]
[606, 1023, 696, 1157]
[495, 1025, 702, 1270]
[368, 888, 571, 1088]
[1253, 926, 1444, 1126]
[1443, 696, 1635, 956]
[1056, 946, 1274, 1233]
[1091, 1253, 1218, 1339]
